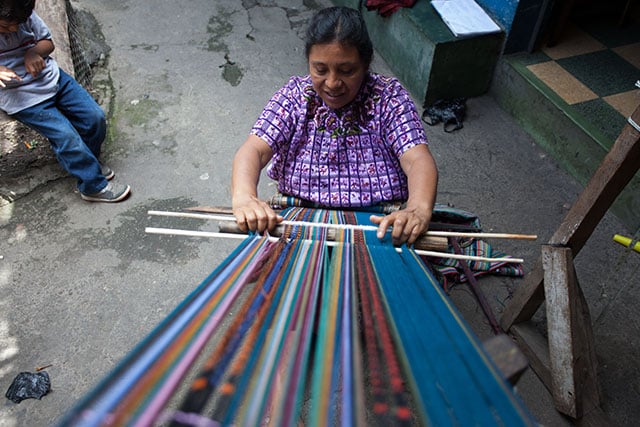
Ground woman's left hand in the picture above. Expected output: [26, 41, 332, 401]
[370, 144, 437, 246]
[369, 205, 432, 246]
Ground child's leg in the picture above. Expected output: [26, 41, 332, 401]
[11, 99, 108, 195]
[52, 69, 107, 158]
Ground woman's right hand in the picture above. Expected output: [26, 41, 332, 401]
[232, 194, 282, 234]
[231, 134, 278, 234]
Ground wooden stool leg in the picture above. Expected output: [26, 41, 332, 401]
[499, 104, 640, 425]
[542, 245, 600, 418]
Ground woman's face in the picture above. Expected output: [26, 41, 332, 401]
[308, 42, 367, 110]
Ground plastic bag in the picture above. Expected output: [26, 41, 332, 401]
[5, 371, 51, 403]
[422, 98, 466, 132]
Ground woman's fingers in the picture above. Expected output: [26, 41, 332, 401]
[233, 198, 282, 234]
[370, 211, 429, 246]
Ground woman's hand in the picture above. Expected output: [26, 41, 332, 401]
[370, 205, 432, 246]
[232, 194, 282, 234]
[370, 144, 438, 246]
[231, 134, 280, 234]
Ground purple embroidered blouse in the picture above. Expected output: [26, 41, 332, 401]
[251, 73, 428, 208]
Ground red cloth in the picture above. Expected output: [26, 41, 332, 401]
[366, 0, 417, 17]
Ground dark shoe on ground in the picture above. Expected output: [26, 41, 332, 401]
[80, 182, 131, 203]
[101, 164, 115, 180]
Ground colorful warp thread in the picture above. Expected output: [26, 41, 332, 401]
[271, 195, 525, 289]
[58, 208, 536, 426]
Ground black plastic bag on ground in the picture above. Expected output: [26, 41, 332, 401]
[5, 371, 51, 403]
[422, 98, 466, 132]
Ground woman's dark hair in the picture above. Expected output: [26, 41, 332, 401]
[0, 0, 36, 23]
[305, 6, 373, 67]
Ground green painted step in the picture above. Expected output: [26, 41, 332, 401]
[332, 0, 504, 106]
[492, 54, 640, 233]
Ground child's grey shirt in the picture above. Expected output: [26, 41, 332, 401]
[0, 11, 60, 115]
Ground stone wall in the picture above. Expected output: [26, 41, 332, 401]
[35, 0, 74, 76]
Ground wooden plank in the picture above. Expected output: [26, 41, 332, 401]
[503, 321, 612, 427]
[510, 322, 552, 389]
[500, 258, 546, 330]
[482, 334, 529, 385]
[549, 107, 640, 251]
[575, 407, 614, 427]
[542, 245, 600, 418]
[501, 104, 640, 329]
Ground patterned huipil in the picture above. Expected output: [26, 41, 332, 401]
[251, 73, 428, 208]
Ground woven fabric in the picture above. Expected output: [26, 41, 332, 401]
[58, 208, 536, 426]
[427, 204, 524, 289]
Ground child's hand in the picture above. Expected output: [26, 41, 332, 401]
[0, 66, 21, 87]
[24, 50, 46, 78]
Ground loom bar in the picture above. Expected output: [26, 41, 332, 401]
[147, 210, 537, 240]
[145, 227, 524, 263]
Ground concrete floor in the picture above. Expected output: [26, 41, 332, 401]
[0, 0, 638, 426]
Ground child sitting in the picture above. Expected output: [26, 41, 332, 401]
[0, 0, 130, 202]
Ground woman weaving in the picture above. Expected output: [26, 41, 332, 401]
[232, 6, 438, 246]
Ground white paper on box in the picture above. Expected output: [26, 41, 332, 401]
[431, 0, 501, 37]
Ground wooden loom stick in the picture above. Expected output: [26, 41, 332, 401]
[216, 221, 449, 252]
[426, 230, 537, 240]
[144, 226, 525, 264]
[148, 210, 538, 241]
[150, 210, 447, 251]
[147, 212, 446, 251]
[187, 206, 484, 233]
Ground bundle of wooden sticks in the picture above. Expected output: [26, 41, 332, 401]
[145, 206, 537, 265]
